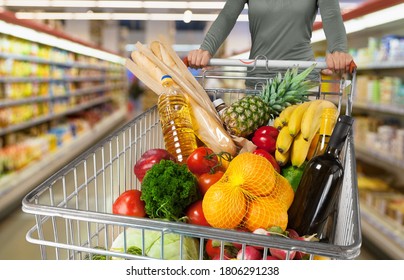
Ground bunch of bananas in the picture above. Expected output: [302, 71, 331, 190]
[274, 99, 338, 168]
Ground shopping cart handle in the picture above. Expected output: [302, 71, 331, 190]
[349, 60, 357, 74]
[208, 58, 328, 69]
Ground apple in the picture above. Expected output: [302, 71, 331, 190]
[134, 149, 176, 182]
[252, 149, 281, 173]
[254, 126, 280, 140]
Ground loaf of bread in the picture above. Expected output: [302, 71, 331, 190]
[127, 41, 237, 156]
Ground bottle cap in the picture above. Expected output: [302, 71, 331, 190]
[161, 75, 172, 80]
[213, 98, 225, 108]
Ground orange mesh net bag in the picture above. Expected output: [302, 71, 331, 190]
[202, 152, 295, 231]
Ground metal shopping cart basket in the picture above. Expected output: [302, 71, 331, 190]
[22, 58, 361, 260]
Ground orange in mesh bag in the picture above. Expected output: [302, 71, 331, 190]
[202, 153, 294, 231]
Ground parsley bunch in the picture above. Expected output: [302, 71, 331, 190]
[140, 160, 199, 220]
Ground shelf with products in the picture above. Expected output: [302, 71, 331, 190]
[356, 146, 404, 174]
[0, 107, 127, 220]
[0, 11, 128, 217]
[0, 52, 121, 71]
[353, 102, 404, 116]
[353, 114, 404, 180]
[0, 95, 112, 136]
[0, 83, 125, 108]
[360, 203, 404, 259]
[357, 61, 404, 71]
[357, 159, 404, 259]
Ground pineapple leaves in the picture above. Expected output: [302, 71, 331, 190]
[290, 63, 317, 85]
[256, 64, 317, 119]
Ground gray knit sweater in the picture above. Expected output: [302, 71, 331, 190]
[200, 0, 348, 62]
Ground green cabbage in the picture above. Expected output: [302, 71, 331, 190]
[110, 228, 200, 260]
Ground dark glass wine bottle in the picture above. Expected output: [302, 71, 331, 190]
[287, 115, 354, 242]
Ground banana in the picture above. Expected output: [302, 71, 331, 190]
[278, 104, 298, 126]
[275, 148, 290, 166]
[291, 132, 312, 168]
[288, 101, 311, 137]
[300, 100, 337, 141]
[273, 117, 284, 130]
[276, 125, 294, 154]
[306, 133, 320, 160]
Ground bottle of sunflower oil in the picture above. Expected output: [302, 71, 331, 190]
[158, 75, 197, 163]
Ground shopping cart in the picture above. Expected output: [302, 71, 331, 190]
[22, 58, 361, 260]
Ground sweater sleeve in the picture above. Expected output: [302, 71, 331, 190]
[200, 0, 247, 56]
[318, 0, 348, 53]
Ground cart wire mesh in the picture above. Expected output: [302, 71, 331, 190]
[22, 59, 361, 260]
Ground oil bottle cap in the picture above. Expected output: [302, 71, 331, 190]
[213, 98, 225, 108]
[161, 75, 172, 80]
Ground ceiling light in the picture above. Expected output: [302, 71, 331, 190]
[16, 12, 249, 22]
[0, 20, 124, 63]
[0, 0, 358, 9]
[125, 43, 200, 53]
[0, 1, 229, 9]
[183, 10, 192, 23]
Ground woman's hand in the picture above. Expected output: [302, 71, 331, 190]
[187, 49, 212, 69]
[322, 51, 353, 75]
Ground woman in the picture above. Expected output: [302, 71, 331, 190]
[187, 0, 353, 76]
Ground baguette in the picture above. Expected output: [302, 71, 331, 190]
[150, 41, 178, 73]
[125, 58, 163, 94]
[188, 97, 237, 156]
[158, 39, 220, 119]
[127, 41, 237, 156]
[131, 49, 164, 83]
[150, 41, 163, 60]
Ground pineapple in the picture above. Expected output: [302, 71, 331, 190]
[221, 64, 317, 137]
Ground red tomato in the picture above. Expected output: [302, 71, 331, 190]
[251, 134, 276, 154]
[197, 171, 224, 196]
[253, 149, 281, 173]
[254, 126, 279, 140]
[186, 147, 219, 175]
[205, 239, 221, 259]
[112, 189, 146, 217]
[205, 239, 238, 259]
[186, 200, 210, 226]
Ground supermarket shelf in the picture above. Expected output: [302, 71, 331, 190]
[0, 108, 127, 220]
[357, 61, 404, 71]
[0, 53, 120, 71]
[353, 102, 404, 116]
[360, 203, 404, 259]
[355, 145, 404, 172]
[0, 76, 106, 83]
[0, 96, 111, 136]
[0, 83, 125, 108]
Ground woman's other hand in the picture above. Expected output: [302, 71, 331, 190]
[322, 51, 353, 75]
[187, 49, 212, 69]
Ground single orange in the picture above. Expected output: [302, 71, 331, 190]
[269, 174, 295, 209]
[202, 182, 247, 229]
[243, 195, 289, 231]
[225, 152, 277, 197]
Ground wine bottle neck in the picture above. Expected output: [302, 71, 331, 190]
[325, 146, 341, 158]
